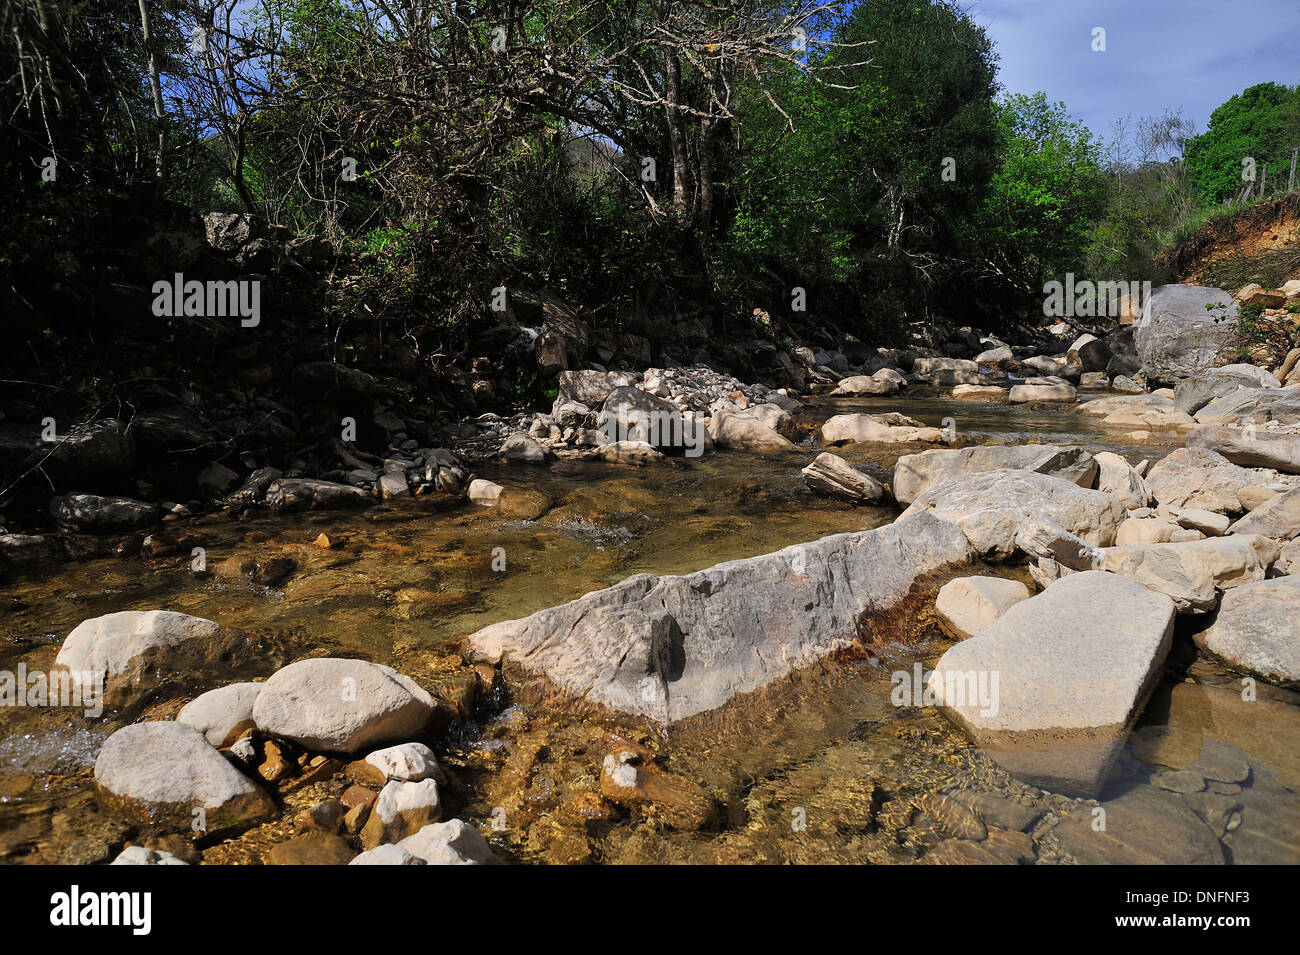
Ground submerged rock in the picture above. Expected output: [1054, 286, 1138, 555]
[930, 571, 1175, 796]
[800, 452, 886, 504]
[1053, 786, 1224, 864]
[467, 511, 972, 723]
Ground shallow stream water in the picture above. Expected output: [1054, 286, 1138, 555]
[2, 394, 1296, 864]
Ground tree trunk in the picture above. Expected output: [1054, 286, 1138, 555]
[136, 0, 166, 187]
[663, 49, 691, 219]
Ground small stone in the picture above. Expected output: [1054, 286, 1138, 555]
[360, 778, 442, 848]
[294, 797, 346, 834]
[364, 742, 446, 784]
[267, 831, 355, 865]
[258, 740, 292, 784]
[1191, 740, 1251, 785]
[1151, 769, 1206, 794]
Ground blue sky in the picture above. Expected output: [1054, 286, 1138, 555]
[970, 0, 1300, 145]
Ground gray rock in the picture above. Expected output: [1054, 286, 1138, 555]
[56, 610, 260, 707]
[901, 469, 1125, 559]
[1194, 387, 1300, 426]
[801, 452, 886, 504]
[821, 413, 945, 445]
[500, 433, 547, 463]
[1187, 425, 1300, 474]
[598, 386, 687, 451]
[556, 369, 638, 407]
[1100, 535, 1278, 612]
[1174, 366, 1281, 414]
[532, 291, 589, 377]
[94, 722, 274, 832]
[252, 657, 438, 754]
[1093, 451, 1152, 509]
[1008, 382, 1076, 403]
[832, 374, 899, 396]
[1194, 576, 1300, 685]
[708, 410, 796, 452]
[177, 682, 263, 747]
[892, 444, 1097, 506]
[50, 494, 161, 532]
[1134, 284, 1238, 384]
[1144, 448, 1257, 513]
[265, 478, 370, 512]
[44, 420, 137, 483]
[377, 471, 410, 499]
[1228, 486, 1300, 539]
[467, 511, 973, 722]
[929, 571, 1175, 796]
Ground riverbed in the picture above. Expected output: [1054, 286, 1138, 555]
[2, 394, 1296, 864]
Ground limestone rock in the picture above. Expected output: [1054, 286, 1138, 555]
[929, 571, 1175, 796]
[934, 577, 1030, 640]
[892, 445, 1096, 507]
[94, 722, 274, 833]
[467, 512, 972, 722]
[252, 658, 438, 754]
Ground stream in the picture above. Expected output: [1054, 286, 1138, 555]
[2, 393, 1297, 864]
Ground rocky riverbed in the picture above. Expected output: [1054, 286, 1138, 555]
[2, 289, 1300, 866]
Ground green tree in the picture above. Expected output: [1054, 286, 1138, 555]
[1184, 82, 1300, 206]
[978, 92, 1109, 300]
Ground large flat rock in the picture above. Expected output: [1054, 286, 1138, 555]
[900, 469, 1125, 559]
[929, 571, 1175, 796]
[467, 511, 973, 723]
[892, 445, 1096, 506]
